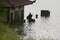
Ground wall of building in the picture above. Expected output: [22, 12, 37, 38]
[9, 6, 24, 25]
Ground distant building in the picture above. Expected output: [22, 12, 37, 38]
[0, 0, 36, 25]
[41, 10, 50, 17]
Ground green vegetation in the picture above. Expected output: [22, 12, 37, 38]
[0, 22, 20, 40]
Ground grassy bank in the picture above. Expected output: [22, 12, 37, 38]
[0, 22, 20, 40]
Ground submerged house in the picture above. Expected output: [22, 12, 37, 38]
[41, 10, 50, 17]
[0, 0, 36, 25]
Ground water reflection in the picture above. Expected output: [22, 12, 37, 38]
[24, 21, 34, 35]
[23, 16, 51, 40]
[18, 15, 58, 40]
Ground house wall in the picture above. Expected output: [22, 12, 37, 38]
[9, 6, 24, 25]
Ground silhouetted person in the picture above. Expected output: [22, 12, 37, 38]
[36, 14, 38, 18]
[27, 13, 33, 22]
[27, 13, 32, 22]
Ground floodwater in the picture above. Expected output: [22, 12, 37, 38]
[23, 14, 60, 40]
[22, 0, 60, 40]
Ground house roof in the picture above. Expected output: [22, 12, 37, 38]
[0, 0, 36, 7]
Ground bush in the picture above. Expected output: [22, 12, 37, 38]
[0, 23, 20, 40]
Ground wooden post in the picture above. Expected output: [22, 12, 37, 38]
[6, 7, 10, 23]
[20, 6, 24, 26]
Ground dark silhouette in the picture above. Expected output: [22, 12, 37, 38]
[31, 19, 35, 23]
[41, 10, 50, 17]
[27, 13, 32, 20]
[24, 19, 26, 23]
[27, 13, 35, 23]
[36, 14, 38, 18]
[28, 19, 35, 23]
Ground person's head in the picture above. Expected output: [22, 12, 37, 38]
[29, 12, 31, 14]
